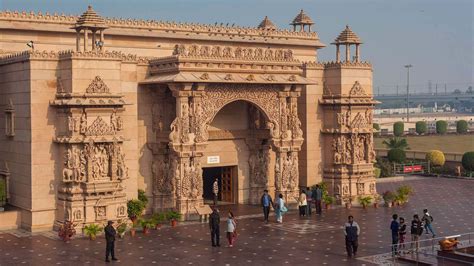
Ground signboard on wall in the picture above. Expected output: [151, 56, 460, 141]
[207, 156, 220, 164]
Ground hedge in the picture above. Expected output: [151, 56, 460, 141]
[374, 167, 381, 178]
[425, 150, 445, 167]
[456, 120, 468, 134]
[388, 148, 406, 163]
[373, 123, 380, 136]
[462, 151, 474, 171]
[415, 121, 427, 135]
[436, 120, 448, 134]
[393, 122, 404, 137]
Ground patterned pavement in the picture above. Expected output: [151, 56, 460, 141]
[0, 177, 473, 266]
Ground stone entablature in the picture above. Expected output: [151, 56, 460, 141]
[0, 10, 321, 41]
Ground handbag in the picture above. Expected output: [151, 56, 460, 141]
[281, 206, 288, 213]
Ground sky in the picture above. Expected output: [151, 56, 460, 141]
[1, 0, 472, 94]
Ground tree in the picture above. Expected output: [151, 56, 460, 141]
[467, 86, 473, 94]
[456, 120, 468, 134]
[436, 120, 448, 134]
[426, 150, 445, 167]
[453, 89, 461, 94]
[388, 148, 406, 163]
[382, 137, 409, 150]
[415, 121, 427, 135]
[462, 152, 474, 172]
[373, 123, 380, 137]
[393, 122, 404, 137]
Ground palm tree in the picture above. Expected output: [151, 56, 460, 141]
[382, 137, 409, 150]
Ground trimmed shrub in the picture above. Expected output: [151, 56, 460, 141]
[373, 123, 380, 137]
[426, 150, 445, 167]
[375, 157, 393, 177]
[436, 120, 448, 134]
[462, 151, 474, 171]
[138, 189, 148, 205]
[456, 120, 468, 134]
[374, 167, 381, 178]
[388, 148, 406, 163]
[415, 121, 427, 135]
[393, 122, 404, 137]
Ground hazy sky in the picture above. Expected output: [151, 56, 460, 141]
[1, 0, 472, 94]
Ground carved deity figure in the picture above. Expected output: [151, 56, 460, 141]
[68, 116, 78, 133]
[79, 111, 87, 134]
[110, 111, 118, 132]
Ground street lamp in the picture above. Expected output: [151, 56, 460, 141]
[404, 64, 413, 122]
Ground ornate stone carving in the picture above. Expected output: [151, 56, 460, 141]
[152, 155, 173, 194]
[365, 108, 373, 124]
[86, 116, 114, 136]
[357, 183, 365, 195]
[351, 112, 368, 129]
[179, 158, 202, 199]
[289, 102, 303, 139]
[349, 81, 366, 96]
[62, 145, 86, 183]
[117, 205, 126, 217]
[79, 111, 87, 134]
[110, 110, 123, 132]
[172, 44, 294, 61]
[369, 183, 375, 194]
[95, 206, 107, 220]
[343, 184, 349, 195]
[249, 148, 270, 187]
[68, 115, 79, 133]
[86, 76, 110, 94]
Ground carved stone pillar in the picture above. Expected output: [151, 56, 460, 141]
[355, 44, 360, 63]
[83, 29, 88, 51]
[345, 44, 350, 62]
[75, 29, 81, 52]
[336, 44, 340, 63]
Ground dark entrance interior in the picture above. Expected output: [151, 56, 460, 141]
[202, 166, 235, 204]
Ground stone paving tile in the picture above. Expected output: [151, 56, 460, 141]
[0, 177, 472, 266]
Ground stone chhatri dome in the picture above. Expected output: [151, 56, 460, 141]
[74, 5, 108, 29]
[333, 25, 362, 44]
[290, 9, 314, 25]
[258, 16, 277, 30]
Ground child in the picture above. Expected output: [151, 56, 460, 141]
[398, 217, 407, 253]
[226, 211, 237, 247]
[421, 209, 435, 237]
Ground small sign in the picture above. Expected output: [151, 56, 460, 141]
[403, 165, 423, 173]
[207, 156, 220, 164]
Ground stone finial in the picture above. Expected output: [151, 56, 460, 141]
[74, 5, 107, 29]
[258, 16, 277, 30]
[290, 9, 314, 32]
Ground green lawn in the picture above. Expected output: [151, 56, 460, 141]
[375, 134, 474, 154]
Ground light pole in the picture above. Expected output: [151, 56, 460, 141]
[404, 64, 413, 122]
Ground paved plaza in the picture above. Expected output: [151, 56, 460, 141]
[1, 177, 473, 266]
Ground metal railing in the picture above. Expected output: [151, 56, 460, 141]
[389, 232, 473, 265]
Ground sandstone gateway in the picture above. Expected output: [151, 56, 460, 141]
[0, 7, 377, 231]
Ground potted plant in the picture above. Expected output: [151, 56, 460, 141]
[152, 213, 167, 229]
[127, 199, 145, 223]
[139, 218, 155, 235]
[373, 194, 381, 208]
[322, 194, 335, 210]
[167, 211, 182, 227]
[358, 196, 372, 209]
[382, 190, 395, 207]
[58, 220, 76, 242]
[83, 223, 103, 240]
[117, 222, 127, 238]
[130, 222, 139, 237]
[344, 198, 352, 209]
[396, 185, 413, 205]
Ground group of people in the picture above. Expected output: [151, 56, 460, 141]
[390, 209, 436, 255]
[209, 209, 237, 248]
[297, 185, 324, 217]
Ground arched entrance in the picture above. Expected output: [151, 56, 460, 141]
[163, 83, 304, 217]
[200, 100, 273, 205]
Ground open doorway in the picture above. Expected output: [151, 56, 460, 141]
[202, 166, 236, 205]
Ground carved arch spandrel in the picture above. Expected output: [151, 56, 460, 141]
[200, 84, 281, 128]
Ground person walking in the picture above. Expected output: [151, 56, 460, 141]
[305, 187, 312, 216]
[298, 190, 307, 217]
[422, 209, 435, 237]
[275, 193, 286, 223]
[209, 208, 221, 247]
[213, 178, 219, 206]
[344, 215, 360, 258]
[104, 220, 118, 262]
[312, 184, 323, 215]
[390, 214, 400, 256]
[226, 211, 237, 247]
[261, 190, 273, 223]
[410, 214, 423, 253]
[398, 217, 407, 253]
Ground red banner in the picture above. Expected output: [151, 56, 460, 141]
[403, 165, 423, 173]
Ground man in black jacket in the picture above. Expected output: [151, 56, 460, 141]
[209, 208, 220, 247]
[344, 215, 360, 258]
[104, 220, 118, 262]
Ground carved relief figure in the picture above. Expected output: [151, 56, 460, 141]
[357, 183, 365, 195]
[95, 206, 107, 220]
[68, 115, 78, 133]
[86, 76, 110, 94]
[80, 111, 87, 134]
